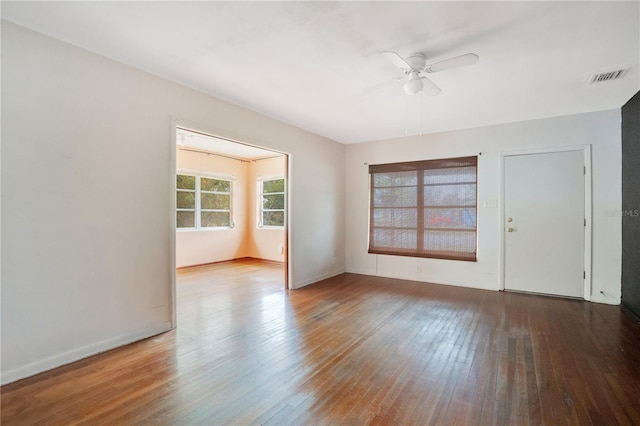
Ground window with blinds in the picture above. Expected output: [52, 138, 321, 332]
[368, 156, 477, 261]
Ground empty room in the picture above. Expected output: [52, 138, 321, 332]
[2, 1, 640, 424]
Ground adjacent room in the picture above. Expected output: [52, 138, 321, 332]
[174, 128, 289, 344]
[175, 127, 287, 279]
[2, 1, 639, 424]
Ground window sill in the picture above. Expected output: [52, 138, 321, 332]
[177, 227, 234, 232]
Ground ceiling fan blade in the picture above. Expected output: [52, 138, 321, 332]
[420, 76, 441, 96]
[427, 53, 479, 73]
[364, 76, 403, 94]
[381, 51, 413, 71]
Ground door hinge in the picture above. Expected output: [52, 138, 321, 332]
[584, 218, 587, 226]
[584, 271, 586, 279]
[584, 166, 586, 174]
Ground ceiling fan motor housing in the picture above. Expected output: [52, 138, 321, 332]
[405, 53, 427, 70]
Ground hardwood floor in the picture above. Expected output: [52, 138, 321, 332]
[2, 258, 640, 425]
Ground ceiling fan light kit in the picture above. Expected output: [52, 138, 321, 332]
[404, 73, 424, 95]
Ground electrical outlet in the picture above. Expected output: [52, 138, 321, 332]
[415, 264, 422, 273]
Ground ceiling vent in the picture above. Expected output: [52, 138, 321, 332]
[589, 68, 628, 84]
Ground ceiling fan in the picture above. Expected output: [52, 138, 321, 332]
[367, 51, 479, 95]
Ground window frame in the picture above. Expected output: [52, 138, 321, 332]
[258, 176, 286, 229]
[176, 170, 234, 231]
[368, 156, 478, 262]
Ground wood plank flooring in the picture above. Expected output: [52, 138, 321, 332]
[2, 258, 640, 425]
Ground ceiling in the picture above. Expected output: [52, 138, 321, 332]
[177, 128, 283, 161]
[2, 1, 639, 144]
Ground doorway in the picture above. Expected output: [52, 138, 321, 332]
[171, 126, 290, 327]
[503, 149, 588, 298]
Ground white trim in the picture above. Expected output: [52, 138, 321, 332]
[1, 322, 172, 385]
[292, 269, 344, 289]
[257, 176, 286, 229]
[583, 146, 593, 301]
[177, 168, 236, 181]
[286, 155, 293, 290]
[257, 174, 284, 181]
[170, 119, 178, 328]
[175, 227, 235, 233]
[500, 145, 592, 301]
[590, 294, 621, 305]
[175, 171, 233, 230]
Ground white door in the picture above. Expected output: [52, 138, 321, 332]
[504, 151, 585, 298]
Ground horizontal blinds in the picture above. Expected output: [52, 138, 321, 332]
[369, 156, 477, 262]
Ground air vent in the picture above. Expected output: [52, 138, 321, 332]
[589, 69, 628, 84]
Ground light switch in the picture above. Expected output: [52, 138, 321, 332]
[483, 199, 498, 208]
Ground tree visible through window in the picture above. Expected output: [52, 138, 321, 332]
[260, 178, 285, 227]
[177, 174, 196, 228]
[177, 173, 233, 229]
[368, 156, 477, 261]
[200, 177, 232, 227]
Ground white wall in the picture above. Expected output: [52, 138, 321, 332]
[247, 156, 286, 262]
[175, 149, 249, 268]
[346, 110, 621, 304]
[1, 21, 345, 384]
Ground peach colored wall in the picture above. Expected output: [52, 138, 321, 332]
[176, 148, 286, 267]
[175, 149, 249, 267]
[247, 156, 286, 262]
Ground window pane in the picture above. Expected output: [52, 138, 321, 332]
[263, 194, 284, 210]
[263, 211, 285, 227]
[201, 193, 230, 210]
[201, 177, 230, 192]
[201, 211, 230, 227]
[373, 187, 417, 207]
[424, 208, 476, 229]
[177, 211, 195, 228]
[369, 156, 477, 261]
[424, 184, 476, 206]
[263, 179, 284, 193]
[373, 208, 417, 227]
[424, 167, 476, 185]
[374, 171, 417, 187]
[177, 191, 195, 209]
[177, 175, 195, 190]
[424, 230, 476, 253]
[372, 229, 417, 249]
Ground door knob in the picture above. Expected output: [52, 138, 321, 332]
[507, 227, 514, 232]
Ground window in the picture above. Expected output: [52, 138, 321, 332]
[368, 156, 477, 261]
[176, 174, 196, 228]
[176, 173, 233, 229]
[259, 177, 285, 228]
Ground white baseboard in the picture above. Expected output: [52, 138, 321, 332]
[590, 294, 621, 305]
[372, 270, 497, 291]
[1, 322, 173, 386]
[292, 269, 345, 289]
[344, 267, 377, 276]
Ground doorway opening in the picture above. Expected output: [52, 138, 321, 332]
[171, 126, 289, 327]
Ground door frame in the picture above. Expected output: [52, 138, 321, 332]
[169, 118, 292, 328]
[499, 145, 592, 300]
